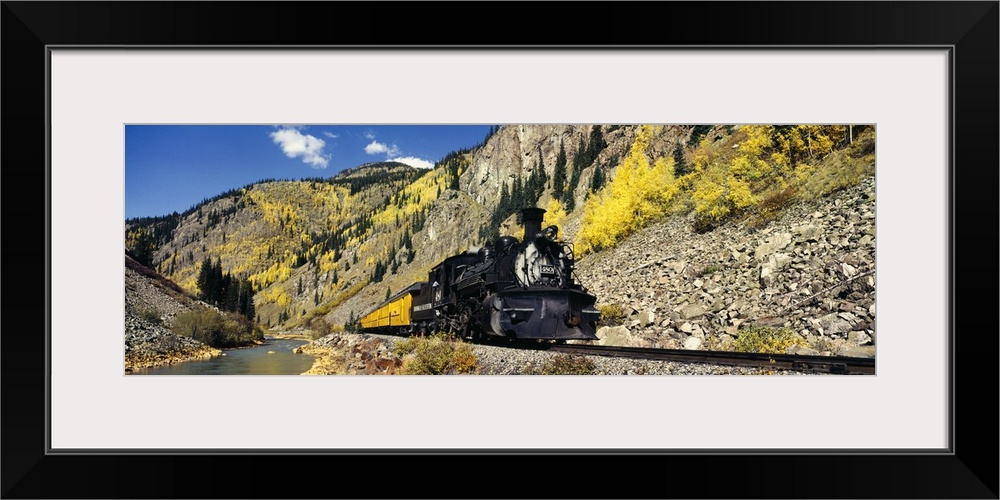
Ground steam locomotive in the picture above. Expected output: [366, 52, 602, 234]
[359, 207, 601, 341]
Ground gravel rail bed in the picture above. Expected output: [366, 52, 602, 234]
[351, 333, 794, 375]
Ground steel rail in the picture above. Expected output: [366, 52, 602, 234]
[543, 344, 876, 375]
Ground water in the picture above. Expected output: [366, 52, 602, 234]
[133, 338, 316, 375]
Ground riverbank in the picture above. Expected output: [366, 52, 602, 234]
[124, 317, 223, 372]
[296, 332, 401, 375]
[268, 331, 312, 341]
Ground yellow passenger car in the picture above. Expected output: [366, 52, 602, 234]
[359, 285, 418, 332]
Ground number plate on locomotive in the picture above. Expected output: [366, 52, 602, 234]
[540, 265, 556, 275]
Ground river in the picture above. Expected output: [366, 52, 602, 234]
[132, 337, 316, 375]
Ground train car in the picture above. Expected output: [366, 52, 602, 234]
[359, 207, 601, 342]
[359, 283, 425, 333]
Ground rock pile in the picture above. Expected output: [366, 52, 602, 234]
[125, 311, 221, 372]
[574, 176, 876, 357]
[298, 333, 401, 375]
[124, 255, 221, 372]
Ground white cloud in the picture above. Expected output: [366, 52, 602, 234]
[365, 141, 400, 157]
[364, 131, 376, 140]
[390, 156, 435, 170]
[364, 141, 388, 154]
[323, 132, 339, 139]
[270, 127, 330, 168]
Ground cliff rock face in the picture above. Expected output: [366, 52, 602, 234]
[465, 125, 571, 208]
[461, 124, 711, 224]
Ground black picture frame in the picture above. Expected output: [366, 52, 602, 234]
[3, 2, 996, 498]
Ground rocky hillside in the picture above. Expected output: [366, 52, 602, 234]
[574, 174, 876, 357]
[124, 255, 221, 371]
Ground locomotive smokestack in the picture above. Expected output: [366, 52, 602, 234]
[521, 207, 546, 241]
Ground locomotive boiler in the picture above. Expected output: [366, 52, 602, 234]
[359, 207, 601, 341]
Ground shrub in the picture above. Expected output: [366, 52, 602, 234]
[308, 316, 333, 339]
[172, 308, 263, 348]
[137, 309, 163, 325]
[733, 325, 806, 354]
[696, 264, 723, 277]
[397, 333, 479, 375]
[521, 354, 596, 375]
[597, 304, 627, 327]
[701, 334, 735, 351]
[747, 185, 799, 229]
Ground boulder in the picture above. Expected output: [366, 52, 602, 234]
[847, 330, 873, 345]
[596, 325, 633, 347]
[841, 346, 876, 358]
[817, 313, 853, 336]
[682, 337, 703, 350]
[793, 224, 823, 242]
[786, 344, 820, 356]
[679, 304, 707, 320]
[754, 232, 792, 260]
[759, 252, 793, 287]
[637, 310, 656, 327]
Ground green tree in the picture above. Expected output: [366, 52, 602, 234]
[196, 257, 213, 301]
[673, 141, 689, 176]
[587, 125, 606, 160]
[687, 125, 713, 147]
[552, 141, 567, 199]
[590, 160, 606, 193]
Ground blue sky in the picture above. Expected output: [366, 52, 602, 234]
[125, 124, 494, 219]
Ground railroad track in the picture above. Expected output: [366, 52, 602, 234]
[541, 343, 876, 375]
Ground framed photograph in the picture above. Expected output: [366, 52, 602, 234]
[4, 2, 996, 498]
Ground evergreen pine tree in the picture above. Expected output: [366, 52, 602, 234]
[552, 141, 567, 199]
[195, 257, 212, 301]
[587, 125, 606, 160]
[215, 259, 225, 304]
[590, 160, 606, 193]
[673, 141, 689, 176]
